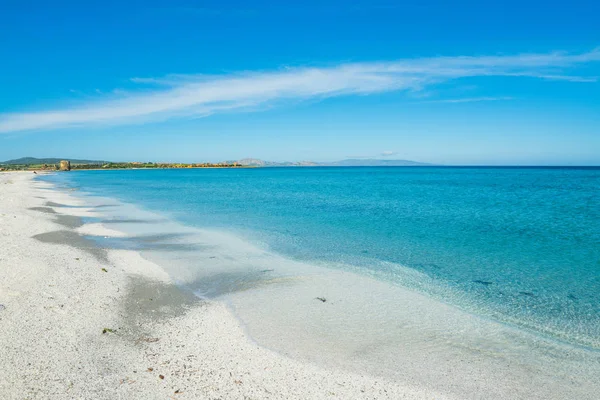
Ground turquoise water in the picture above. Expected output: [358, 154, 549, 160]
[44, 167, 600, 348]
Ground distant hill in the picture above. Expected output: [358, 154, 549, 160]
[230, 158, 429, 167]
[1, 157, 107, 165]
[230, 158, 318, 167]
[234, 158, 268, 166]
[2, 156, 429, 168]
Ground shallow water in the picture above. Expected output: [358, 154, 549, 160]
[38, 167, 600, 398]
[42, 167, 600, 348]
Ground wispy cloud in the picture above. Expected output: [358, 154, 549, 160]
[1, 48, 599, 133]
[380, 151, 398, 156]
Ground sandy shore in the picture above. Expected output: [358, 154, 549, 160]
[0, 172, 445, 399]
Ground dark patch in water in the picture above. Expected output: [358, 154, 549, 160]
[519, 291, 535, 297]
[567, 294, 578, 301]
[473, 280, 493, 286]
[53, 215, 84, 229]
[45, 201, 85, 208]
[86, 233, 204, 253]
[46, 201, 116, 209]
[134, 233, 190, 243]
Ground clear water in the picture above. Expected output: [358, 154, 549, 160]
[43, 167, 600, 349]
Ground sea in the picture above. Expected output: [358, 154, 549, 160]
[40, 166, 600, 398]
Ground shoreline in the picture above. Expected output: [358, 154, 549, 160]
[0, 172, 442, 399]
[2, 171, 600, 399]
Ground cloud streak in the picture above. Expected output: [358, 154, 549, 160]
[1, 48, 599, 133]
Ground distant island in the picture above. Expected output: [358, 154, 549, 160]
[0, 157, 430, 171]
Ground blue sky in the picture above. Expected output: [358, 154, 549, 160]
[1, 0, 599, 165]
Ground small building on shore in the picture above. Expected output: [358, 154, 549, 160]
[59, 160, 71, 171]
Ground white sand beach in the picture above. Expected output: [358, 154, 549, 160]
[0, 172, 447, 399]
[3, 171, 600, 400]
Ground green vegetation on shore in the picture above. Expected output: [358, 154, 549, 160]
[76, 162, 244, 170]
[0, 160, 245, 171]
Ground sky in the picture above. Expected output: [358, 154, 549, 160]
[1, 0, 599, 165]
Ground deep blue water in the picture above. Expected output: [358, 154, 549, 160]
[44, 167, 600, 347]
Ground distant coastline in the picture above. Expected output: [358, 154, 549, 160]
[0, 159, 249, 171]
[0, 156, 431, 171]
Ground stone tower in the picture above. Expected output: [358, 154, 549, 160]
[59, 160, 71, 171]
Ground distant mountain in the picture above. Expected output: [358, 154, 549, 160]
[0, 157, 107, 165]
[3, 156, 429, 168]
[230, 158, 429, 167]
[234, 158, 268, 166]
[320, 159, 430, 167]
[231, 158, 318, 167]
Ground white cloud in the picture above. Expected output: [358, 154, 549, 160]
[1, 48, 599, 133]
[381, 151, 398, 156]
